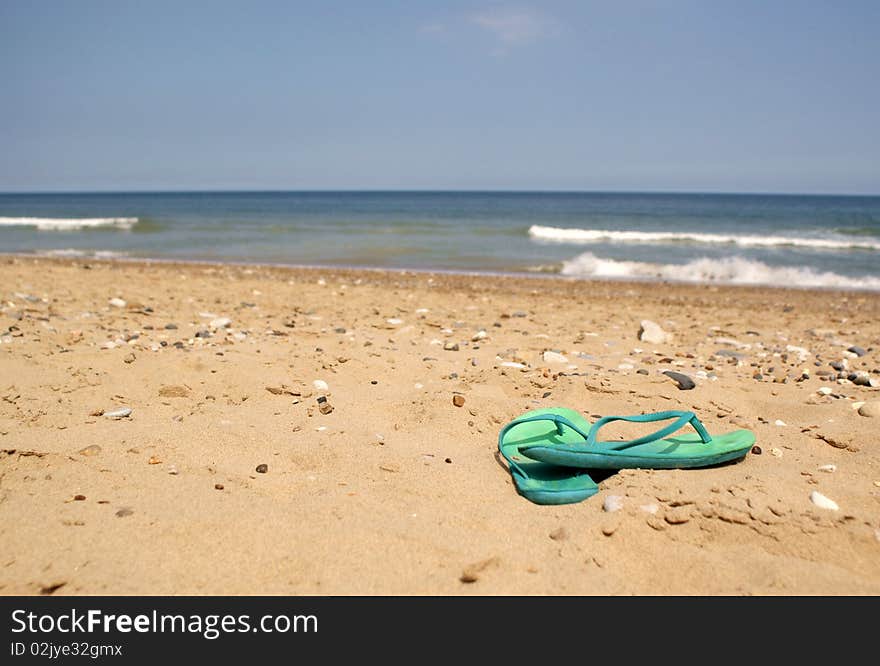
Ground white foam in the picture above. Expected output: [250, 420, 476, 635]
[0, 217, 137, 231]
[529, 225, 880, 251]
[560, 252, 880, 291]
[39, 249, 128, 258]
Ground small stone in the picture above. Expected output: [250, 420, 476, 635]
[214, 483, 224, 490]
[452, 394, 465, 408]
[664, 507, 691, 525]
[817, 464, 837, 473]
[78, 444, 102, 456]
[255, 464, 268, 474]
[109, 297, 126, 308]
[104, 407, 132, 419]
[313, 379, 329, 391]
[603, 495, 624, 513]
[386, 318, 402, 325]
[73, 494, 86, 501]
[751, 445, 762, 455]
[810, 491, 839, 511]
[830, 360, 847, 372]
[638, 320, 669, 344]
[472, 330, 487, 341]
[542, 350, 568, 364]
[636, 368, 649, 375]
[443, 342, 460, 351]
[817, 387, 833, 396]
[210, 317, 232, 329]
[122, 352, 136, 364]
[164, 323, 178, 330]
[847, 346, 867, 357]
[662, 371, 695, 390]
[148, 455, 161, 465]
[115, 507, 134, 517]
[858, 402, 880, 418]
[379, 463, 400, 473]
[774, 419, 787, 427]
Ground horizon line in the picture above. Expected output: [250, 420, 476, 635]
[1, 187, 879, 197]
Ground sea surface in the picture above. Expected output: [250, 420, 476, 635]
[1, 191, 879, 290]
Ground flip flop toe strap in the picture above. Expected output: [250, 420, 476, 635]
[587, 410, 712, 451]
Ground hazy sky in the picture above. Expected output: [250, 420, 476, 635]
[1, 1, 878, 193]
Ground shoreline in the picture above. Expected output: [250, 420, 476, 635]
[4, 251, 880, 297]
[1, 254, 879, 595]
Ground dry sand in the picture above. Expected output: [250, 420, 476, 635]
[1, 255, 879, 595]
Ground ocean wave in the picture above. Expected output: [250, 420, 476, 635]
[0, 217, 138, 231]
[528, 225, 880, 251]
[39, 249, 129, 258]
[559, 252, 880, 290]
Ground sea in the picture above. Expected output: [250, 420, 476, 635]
[1, 191, 879, 290]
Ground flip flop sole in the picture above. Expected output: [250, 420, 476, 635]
[522, 430, 755, 470]
[500, 408, 599, 505]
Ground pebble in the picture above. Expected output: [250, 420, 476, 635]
[850, 372, 872, 386]
[386, 318, 402, 325]
[164, 323, 178, 330]
[452, 394, 465, 407]
[115, 507, 134, 517]
[542, 350, 568, 364]
[817, 464, 837, 473]
[662, 370, 695, 390]
[751, 445, 762, 455]
[123, 352, 136, 364]
[809, 491, 839, 511]
[499, 361, 527, 369]
[847, 345, 867, 357]
[817, 387, 833, 396]
[830, 360, 847, 372]
[638, 320, 669, 344]
[214, 483, 224, 490]
[603, 495, 624, 513]
[104, 407, 132, 419]
[472, 330, 487, 341]
[255, 464, 268, 474]
[78, 444, 102, 456]
[210, 317, 232, 329]
[774, 419, 787, 427]
[313, 380, 329, 391]
[857, 402, 880, 418]
[443, 342, 460, 351]
[109, 297, 126, 308]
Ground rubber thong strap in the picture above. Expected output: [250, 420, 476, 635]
[586, 410, 712, 450]
[498, 414, 590, 478]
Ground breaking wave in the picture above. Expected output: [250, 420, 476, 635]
[528, 225, 880, 251]
[559, 252, 880, 290]
[0, 217, 138, 231]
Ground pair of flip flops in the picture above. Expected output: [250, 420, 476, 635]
[498, 407, 756, 505]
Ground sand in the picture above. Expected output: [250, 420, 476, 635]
[1, 255, 879, 595]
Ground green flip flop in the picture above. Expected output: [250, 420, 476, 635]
[498, 407, 599, 505]
[519, 410, 755, 470]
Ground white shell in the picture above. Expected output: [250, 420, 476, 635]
[810, 491, 839, 511]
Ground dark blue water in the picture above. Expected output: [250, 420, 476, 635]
[1, 191, 879, 289]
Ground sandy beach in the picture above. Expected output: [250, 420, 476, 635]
[1, 254, 879, 595]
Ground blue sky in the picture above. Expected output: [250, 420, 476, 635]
[1, 1, 878, 193]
